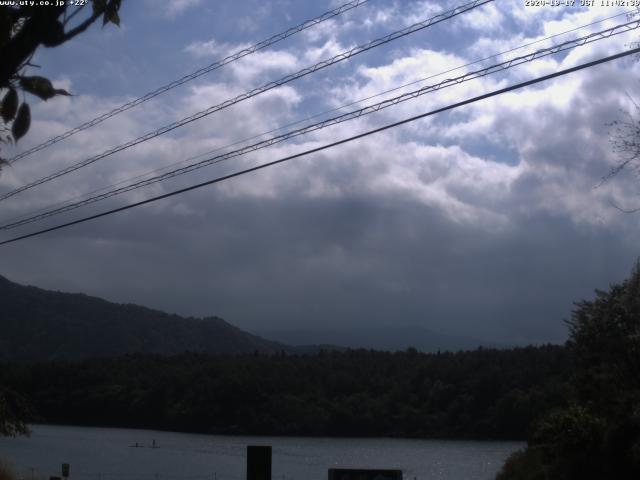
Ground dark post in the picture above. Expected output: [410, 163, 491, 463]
[328, 469, 402, 480]
[247, 445, 272, 480]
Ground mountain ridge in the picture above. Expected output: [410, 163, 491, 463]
[0, 274, 289, 362]
[257, 324, 505, 353]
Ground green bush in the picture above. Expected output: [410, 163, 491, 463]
[496, 262, 640, 479]
[496, 447, 552, 480]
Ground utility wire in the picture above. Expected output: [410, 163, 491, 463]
[0, 0, 493, 203]
[7, 0, 372, 164]
[1, 46, 637, 247]
[3, 8, 630, 228]
[2, 18, 637, 231]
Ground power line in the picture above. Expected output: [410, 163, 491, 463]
[7, 0, 372, 164]
[2, 17, 637, 231]
[4, 9, 630, 228]
[0, 0, 493, 203]
[1, 45, 636, 247]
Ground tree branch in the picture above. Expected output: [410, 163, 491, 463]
[63, 5, 85, 27]
[51, 8, 103, 46]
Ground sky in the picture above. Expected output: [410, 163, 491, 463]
[1, 0, 640, 346]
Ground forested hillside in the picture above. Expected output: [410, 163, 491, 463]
[0, 275, 287, 360]
[0, 346, 569, 440]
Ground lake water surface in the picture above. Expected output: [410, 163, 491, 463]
[0, 425, 522, 480]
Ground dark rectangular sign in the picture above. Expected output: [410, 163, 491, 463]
[328, 469, 402, 480]
[247, 445, 272, 480]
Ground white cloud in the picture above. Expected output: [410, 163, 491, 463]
[184, 39, 250, 59]
[303, 38, 347, 64]
[229, 50, 301, 84]
[455, 2, 506, 32]
[3, 0, 640, 344]
[301, 19, 339, 43]
[184, 39, 300, 85]
[165, 0, 203, 17]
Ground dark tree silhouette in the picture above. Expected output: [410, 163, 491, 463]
[0, 387, 29, 437]
[607, 101, 640, 211]
[0, 0, 122, 167]
[0, 1, 122, 436]
[498, 262, 640, 480]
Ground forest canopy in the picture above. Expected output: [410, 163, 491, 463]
[0, 345, 569, 440]
[498, 262, 640, 479]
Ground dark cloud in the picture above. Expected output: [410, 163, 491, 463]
[1, 0, 639, 349]
[2, 179, 636, 346]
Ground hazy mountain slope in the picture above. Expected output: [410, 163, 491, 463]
[0, 275, 287, 361]
[257, 325, 504, 353]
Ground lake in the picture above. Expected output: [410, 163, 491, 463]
[0, 425, 522, 480]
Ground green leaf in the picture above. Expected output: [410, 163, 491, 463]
[101, 0, 121, 26]
[1, 87, 18, 123]
[19, 76, 56, 100]
[19, 77, 71, 100]
[105, 9, 120, 27]
[12, 103, 30, 141]
[92, 0, 107, 15]
[40, 20, 65, 47]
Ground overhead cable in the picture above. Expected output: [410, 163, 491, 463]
[5, 8, 629, 228]
[2, 18, 637, 230]
[0, 0, 493, 203]
[7, 0, 372, 164]
[1, 45, 637, 247]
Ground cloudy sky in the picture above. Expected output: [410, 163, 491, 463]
[1, 0, 640, 346]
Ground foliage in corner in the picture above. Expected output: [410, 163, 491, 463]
[0, 387, 30, 437]
[0, 0, 122, 167]
[0, 0, 122, 434]
[605, 97, 640, 213]
[497, 261, 640, 480]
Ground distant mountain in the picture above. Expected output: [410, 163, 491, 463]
[0, 275, 289, 362]
[257, 324, 504, 353]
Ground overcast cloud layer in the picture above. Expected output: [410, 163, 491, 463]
[1, 0, 640, 346]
